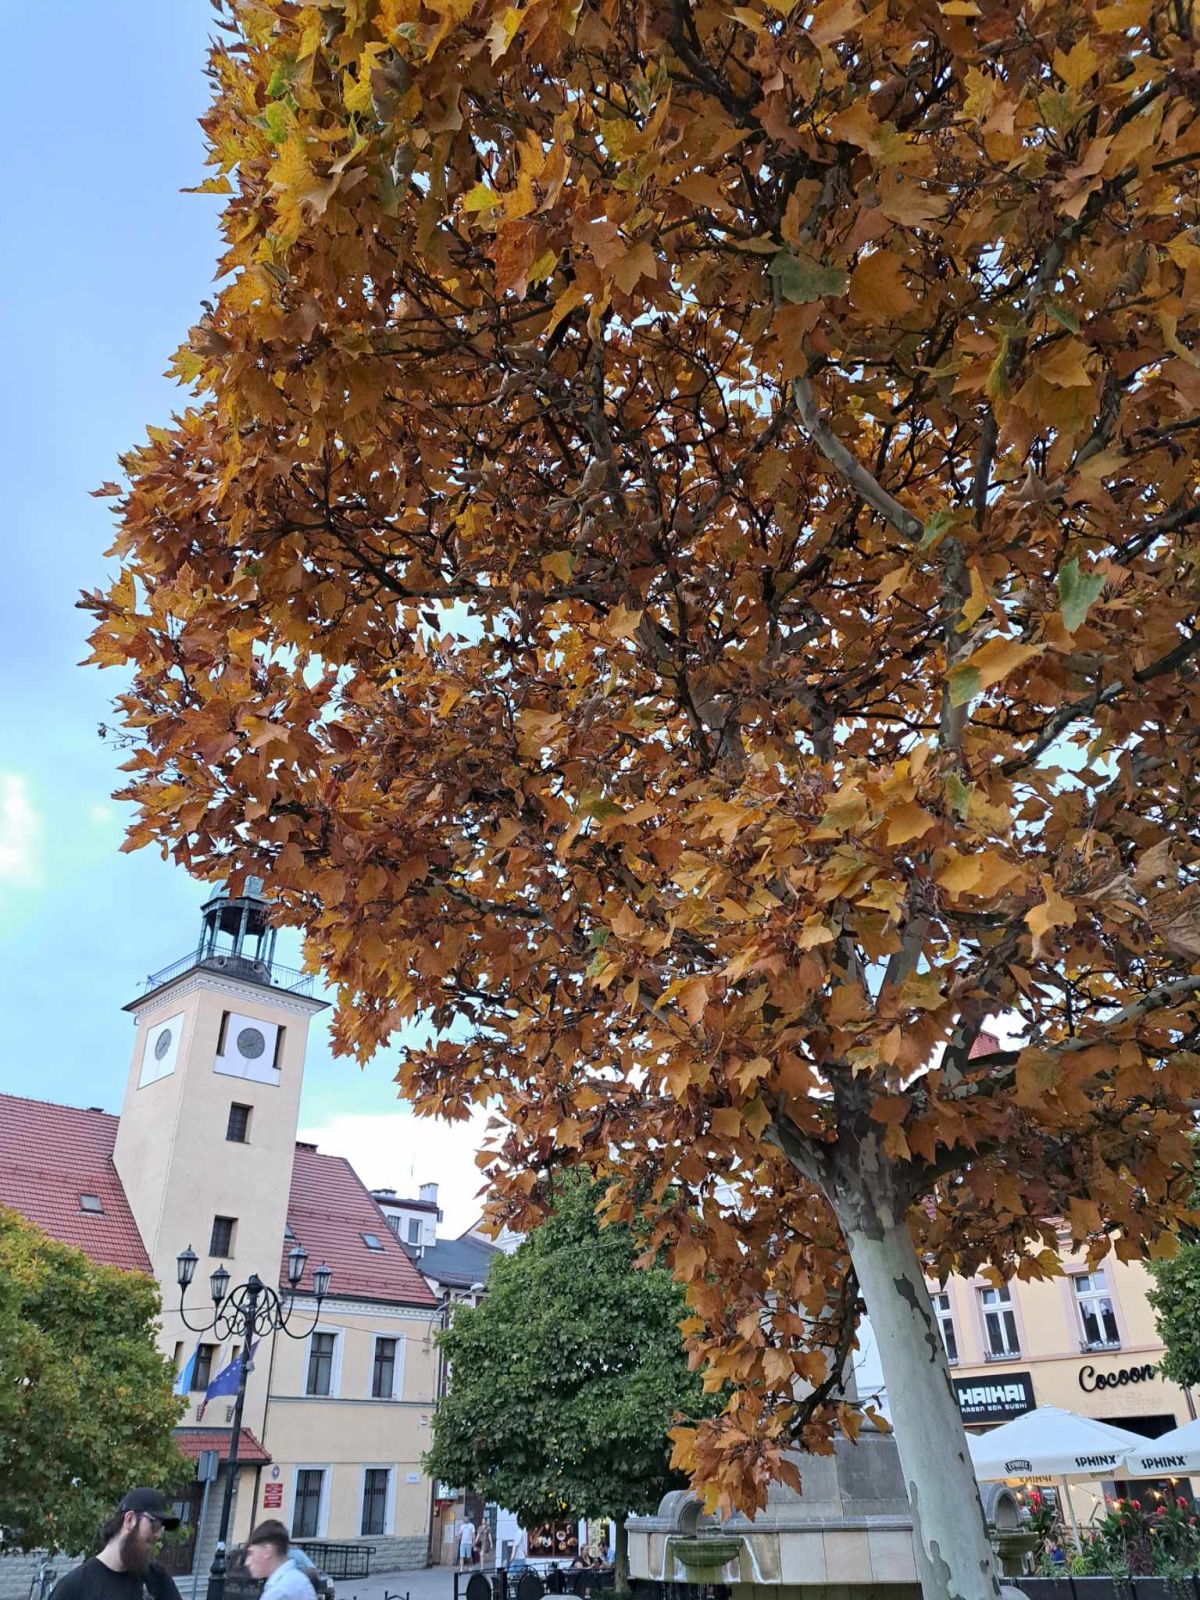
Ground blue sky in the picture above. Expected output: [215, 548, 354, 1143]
[0, 3, 485, 1230]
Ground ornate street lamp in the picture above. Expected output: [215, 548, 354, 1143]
[176, 1245, 330, 1600]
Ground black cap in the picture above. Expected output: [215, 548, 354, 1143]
[118, 1489, 180, 1530]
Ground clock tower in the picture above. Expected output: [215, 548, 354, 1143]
[113, 882, 327, 1433]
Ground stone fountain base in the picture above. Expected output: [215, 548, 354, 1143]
[627, 1432, 1025, 1600]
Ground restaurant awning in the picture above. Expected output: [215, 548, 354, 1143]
[968, 1405, 1146, 1543]
[1121, 1416, 1200, 1479]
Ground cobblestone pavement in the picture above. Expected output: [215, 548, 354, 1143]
[336, 1565, 458, 1600]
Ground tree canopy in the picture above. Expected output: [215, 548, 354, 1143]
[1147, 1246, 1200, 1391]
[423, 1174, 715, 1567]
[1147, 1148, 1200, 1390]
[0, 1209, 186, 1554]
[88, 1, 1200, 1594]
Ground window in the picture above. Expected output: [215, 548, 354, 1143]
[385, 1214, 402, 1238]
[932, 1292, 959, 1365]
[306, 1332, 337, 1396]
[362, 1232, 384, 1251]
[226, 1104, 251, 1143]
[272, 1027, 287, 1073]
[285, 1224, 296, 1241]
[406, 1218, 422, 1245]
[293, 1469, 325, 1540]
[209, 1216, 236, 1257]
[361, 1469, 390, 1537]
[193, 1344, 217, 1392]
[372, 1337, 398, 1399]
[980, 1284, 1020, 1359]
[216, 1011, 230, 1056]
[80, 1194, 104, 1214]
[1075, 1271, 1120, 1350]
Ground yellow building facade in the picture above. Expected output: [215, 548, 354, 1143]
[931, 1245, 1196, 1523]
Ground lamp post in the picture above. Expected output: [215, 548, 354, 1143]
[177, 1243, 331, 1600]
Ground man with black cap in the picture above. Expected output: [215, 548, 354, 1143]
[50, 1489, 184, 1600]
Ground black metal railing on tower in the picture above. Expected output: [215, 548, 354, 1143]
[142, 950, 317, 997]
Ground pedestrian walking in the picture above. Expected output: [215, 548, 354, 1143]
[241, 1520, 320, 1595]
[458, 1517, 477, 1571]
[241, 1522, 316, 1600]
[49, 1489, 182, 1600]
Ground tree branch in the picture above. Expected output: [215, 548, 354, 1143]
[791, 377, 923, 542]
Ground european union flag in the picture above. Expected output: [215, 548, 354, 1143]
[197, 1341, 257, 1421]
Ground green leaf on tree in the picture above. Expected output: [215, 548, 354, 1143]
[1057, 556, 1105, 634]
[768, 251, 847, 304]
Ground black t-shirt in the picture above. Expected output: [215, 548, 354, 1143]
[50, 1559, 183, 1600]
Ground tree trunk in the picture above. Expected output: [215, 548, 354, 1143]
[613, 1515, 629, 1593]
[831, 1179, 1001, 1600]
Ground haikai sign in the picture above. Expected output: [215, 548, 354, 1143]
[955, 1372, 1036, 1425]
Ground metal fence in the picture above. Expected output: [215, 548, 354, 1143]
[293, 1544, 376, 1580]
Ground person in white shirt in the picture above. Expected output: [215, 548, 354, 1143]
[458, 1518, 477, 1570]
[243, 1522, 319, 1600]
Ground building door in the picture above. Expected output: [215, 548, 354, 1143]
[159, 1483, 204, 1576]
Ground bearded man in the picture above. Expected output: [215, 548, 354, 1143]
[50, 1489, 183, 1600]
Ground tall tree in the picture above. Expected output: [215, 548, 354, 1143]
[87, 3, 1200, 1595]
[0, 1209, 186, 1553]
[1147, 1149, 1200, 1390]
[1147, 1247, 1200, 1391]
[423, 1174, 714, 1585]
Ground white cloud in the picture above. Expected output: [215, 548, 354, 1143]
[0, 774, 42, 888]
[297, 1105, 494, 1236]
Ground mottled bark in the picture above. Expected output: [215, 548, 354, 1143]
[829, 1157, 1000, 1600]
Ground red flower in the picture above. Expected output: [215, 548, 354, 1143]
[1179, 1497, 1190, 1509]
[1131, 1500, 1142, 1511]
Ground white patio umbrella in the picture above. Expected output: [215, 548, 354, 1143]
[1121, 1416, 1200, 1479]
[968, 1405, 1146, 1543]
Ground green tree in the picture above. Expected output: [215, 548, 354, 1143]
[0, 1208, 187, 1554]
[1148, 1246, 1200, 1390]
[423, 1177, 716, 1586]
[1147, 1153, 1200, 1391]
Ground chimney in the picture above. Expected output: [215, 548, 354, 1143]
[419, 1182, 438, 1206]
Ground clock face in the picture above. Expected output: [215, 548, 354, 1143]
[237, 1026, 266, 1059]
[214, 1011, 280, 1084]
[139, 1012, 184, 1087]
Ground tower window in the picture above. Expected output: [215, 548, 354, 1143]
[80, 1194, 104, 1214]
[226, 1104, 252, 1143]
[193, 1344, 217, 1392]
[372, 1337, 398, 1399]
[272, 1027, 286, 1073]
[306, 1332, 337, 1396]
[210, 1216, 236, 1257]
[216, 1011, 230, 1056]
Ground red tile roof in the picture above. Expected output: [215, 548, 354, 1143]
[283, 1145, 437, 1306]
[0, 1093, 151, 1272]
[174, 1427, 271, 1465]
